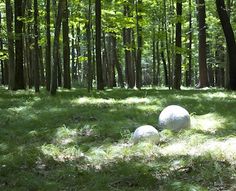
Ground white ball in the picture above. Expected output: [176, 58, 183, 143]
[133, 125, 160, 144]
[158, 105, 190, 131]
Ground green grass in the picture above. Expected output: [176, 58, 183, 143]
[0, 86, 236, 190]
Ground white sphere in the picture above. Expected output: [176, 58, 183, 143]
[158, 105, 190, 131]
[133, 125, 160, 144]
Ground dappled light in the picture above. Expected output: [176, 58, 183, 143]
[0, 87, 236, 190]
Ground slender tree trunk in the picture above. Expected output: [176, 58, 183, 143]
[156, 40, 161, 85]
[45, 0, 51, 91]
[87, 0, 93, 91]
[123, 4, 135, 88]
[152, 29, 157, 85]
[197, 0, 209, 87]
[39, 46, 45, 86]
[186, 0, 193, 87]
[14, 0, 25, 90]
[173, 1, 182, 90]
[71, 26, 76, 83]
[62, 0, 71, 89]
[216, 0, 236, 90]
[161, 41, 168, 86]
[50, 0, 64, 95]
[136, 0, 142, 89]
[111, 34, 124, 88]
[75, 26, 80, 81]
[95, 0, 104, 90]
[33, 0, 40, 92]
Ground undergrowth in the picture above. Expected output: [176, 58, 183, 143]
[0, 87, 236, 190]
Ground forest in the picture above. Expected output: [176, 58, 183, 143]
[0, 0, 236, 190]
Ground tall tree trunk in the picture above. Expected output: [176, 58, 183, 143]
[197, 0, 209, 87]
[33, 0, 40, 92]
[87, 0, 93, 91]
[111, 34, 124, 88]
[152, 29, 157, 85]
[108, 34, 116, 87]
[71, 26, 76, 83]
[14, 0, 25, 90]
[186, 0, 193, 87]
[163, 0, 172, 89]
[95, 0, 104, 90]
[161, 41, 168, 86]
[173, 1, 182, 90]
[50, 0, 64, 95]
[216, 0, 236, 90]
[123, 4, 135, 88]
[39, 46, 45, 86]
[136, 0, 142, 89]
[45, 0, 51, 91]
[62, 0, 71, 89]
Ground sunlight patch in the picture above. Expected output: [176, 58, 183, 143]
[191, 113, 226, 133]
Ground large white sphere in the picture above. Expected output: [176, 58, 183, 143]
[133, 125, 160, 144]
[158, 105, 190, 131]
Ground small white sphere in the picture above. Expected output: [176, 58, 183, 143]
[158, 105, 190, 131]
[133, 125, 160, 144]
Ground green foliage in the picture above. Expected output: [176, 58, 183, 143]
[0, 87, 236, 190]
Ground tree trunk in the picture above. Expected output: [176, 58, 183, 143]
[136, 0, 142, 89]
[216, 0, 236, 90]
[111, 33, 124, 88]
[87, 0, 93, 91]
[197, 0, 209, 87]
[14, 0, 25, 90]
[45, 0, 51, 91]
[161, 41, 168, 86]
[152, 29, 157, 85]
[62, 0, 71, 89]
[33, 0, 40, 92]
[95, 0, 104, 90]
[186, 0, 193, 87]
[173, 1, 182, 90]
[50, 0, 64, 95]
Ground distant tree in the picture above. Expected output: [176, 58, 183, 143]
[123, 3, 135, 88]
[62, 0, 71, 89]
[33, 0, 40, 92]
[136, 0, 142, 89]
[50, 0, 64, 95]
[45, 0, 51, 91]
[197, 0, 209, 87]
[95, 0, 104, 90]
[186, 0, 193, 87]
[173, 0, 182, 90]
[86, 0, 93, 91]
[14, 0, 25, 90]
[216, 0, 236, 90]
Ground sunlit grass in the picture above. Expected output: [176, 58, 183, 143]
[0, 86, 236, 190]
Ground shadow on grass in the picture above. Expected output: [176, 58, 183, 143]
[0, 87, 236, 190]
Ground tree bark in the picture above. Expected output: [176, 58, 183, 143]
[111, 34, 124, 88]
[33, 0, 40, 92]
[87, 0, 93, 91]
[186, 0, 193, 87]
[50, 0, 64, 95]
[173, 1, 182, 90]
[197, 0, 209, 87]
[62, 0, 71, 89]
[45, 0, 51, 91]
[216, 0, 236, 90]
[136, 0, 142, 89]
[95, 0, 104, 90]
[14, 0, 25, 90]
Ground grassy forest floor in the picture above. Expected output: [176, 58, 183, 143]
[0, 87, 236, 190]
